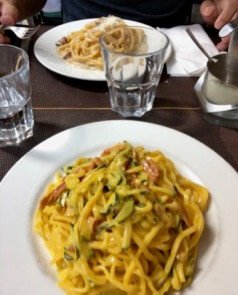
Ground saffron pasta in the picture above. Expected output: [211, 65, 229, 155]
[34, 142, 209, 295]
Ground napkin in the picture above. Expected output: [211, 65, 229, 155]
[159, 24, 219, 77]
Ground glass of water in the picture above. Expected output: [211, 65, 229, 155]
[0, 45, 34, 146]
[100, 26, 169, 117]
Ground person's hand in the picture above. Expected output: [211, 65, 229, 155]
[0, 0, 19, 43]
[200, 0, 238, 50]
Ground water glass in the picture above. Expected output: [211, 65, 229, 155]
[0, 45, 34, 146]
[100, 26, 168, 117]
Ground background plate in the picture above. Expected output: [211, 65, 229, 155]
[34, 19, 172, 81]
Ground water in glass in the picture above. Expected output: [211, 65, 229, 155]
[0, 45, 34, 146]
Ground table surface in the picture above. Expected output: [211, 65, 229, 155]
[0, 25, 237, 181]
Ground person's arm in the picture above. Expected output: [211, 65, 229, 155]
[0, 0, 46, 43]
[15, 0, 47, 21]
[0, 0, 46, 25]
[200, 0, 238, 50]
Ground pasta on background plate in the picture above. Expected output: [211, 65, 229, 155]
[34, 142, 209, 295]
[56, 16, 146, 70]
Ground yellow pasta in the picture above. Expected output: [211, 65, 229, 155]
[56, 16, 146, 70]
[34, 142, 209, 295]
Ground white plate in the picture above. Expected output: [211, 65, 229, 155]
[34, 19, 172, 81]
[0, 120, 238, 294]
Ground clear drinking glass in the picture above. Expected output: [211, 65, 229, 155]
[0, 45, 34, 146]
[100, 26, 169, 117]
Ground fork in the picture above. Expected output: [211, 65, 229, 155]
[0, 24, 41, 39]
